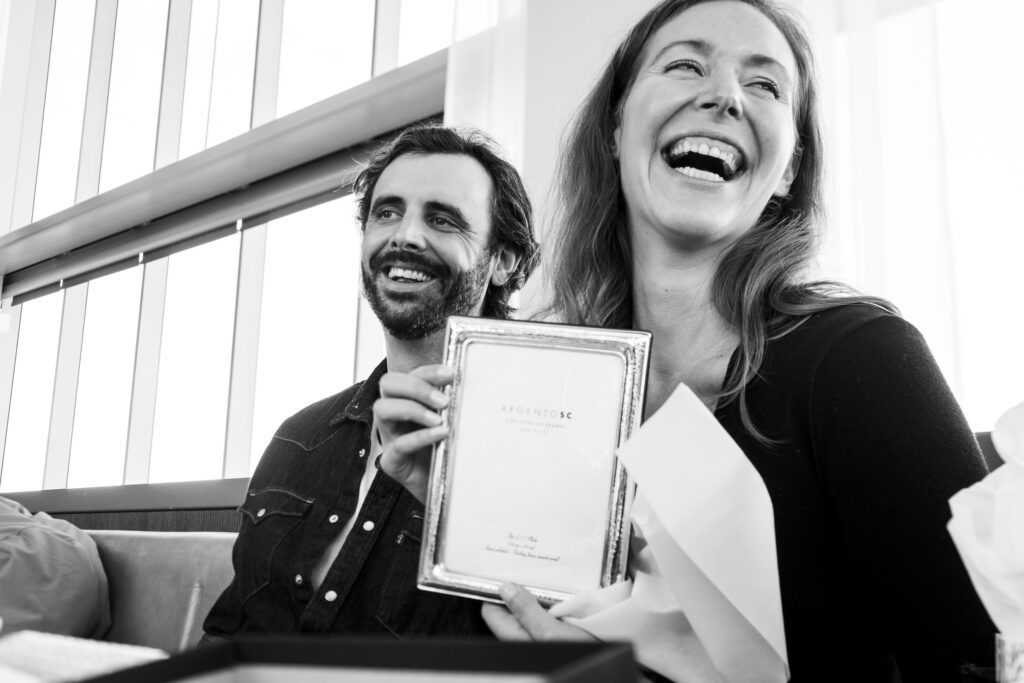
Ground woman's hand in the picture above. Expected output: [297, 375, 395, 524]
[373, 364, 453, 504]
[481, 583, 597, 641]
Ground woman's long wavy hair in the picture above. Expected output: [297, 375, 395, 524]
[546, 0, 896, 442]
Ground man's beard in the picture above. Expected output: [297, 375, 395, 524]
[361, 248, 493, 341]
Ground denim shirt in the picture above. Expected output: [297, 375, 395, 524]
[203, 360, 490, 639]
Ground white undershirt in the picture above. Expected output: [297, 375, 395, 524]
[309, 428, 381, 591]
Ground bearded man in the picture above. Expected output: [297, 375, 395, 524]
[203, 123, 537, 640]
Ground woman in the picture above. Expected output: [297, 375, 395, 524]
[375, 1, 995, 680]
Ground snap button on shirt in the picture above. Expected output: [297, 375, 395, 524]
[324, 590, 338, 602]
[294, 575, 303, 585]
[362, 521, 375, 532]
[256, 508, 266, 518]
[328, 514, 339, 524]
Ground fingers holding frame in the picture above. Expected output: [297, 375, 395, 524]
[372, 365, 455, 504]
[483, 584, 598, 642]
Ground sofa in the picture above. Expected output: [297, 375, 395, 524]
[87, 530, 236, 652]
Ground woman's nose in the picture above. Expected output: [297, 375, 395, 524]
[390, 216, 427, 250]
[696, 75, 743, 119]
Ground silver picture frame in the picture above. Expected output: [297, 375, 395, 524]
[417, 316, 651, 605]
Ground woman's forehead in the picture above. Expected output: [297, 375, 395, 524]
[643, 1, 798, 78]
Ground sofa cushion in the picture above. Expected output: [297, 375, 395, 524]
[0, 496, 111, 639]
[88, 530, 235, 652]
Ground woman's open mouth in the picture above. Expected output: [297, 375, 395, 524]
[662, 136, 745, 183]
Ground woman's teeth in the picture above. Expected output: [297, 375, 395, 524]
[388, 267, 431, 282]
[664, 136, 743, 181]
[677, 167, 724, 183]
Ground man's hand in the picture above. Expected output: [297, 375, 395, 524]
[481, 583, 598, 641]
[373, 364, 453, 504]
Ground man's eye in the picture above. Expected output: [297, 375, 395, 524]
[663, 59, 702, 75]
[428, 216, 455, 228]
[375, 208, 398, 220]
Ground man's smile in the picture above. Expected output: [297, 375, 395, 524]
[387, 266, 435, 284]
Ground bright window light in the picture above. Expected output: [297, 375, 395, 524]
[935, 0, 1024, 430]
[250, 197, 361, 471]
[276, 0, 374, 118]
[0, 0, 11, 95]
[67, 267, 143, 488]
[98, 0, 168, 193]
[822, 0, 1024, 431]
[205, 0, 258, 149]
[178, 0, 218, 160]
[32, 0, 95, 220]
[1, 292, 63, 492]
[398, 0, 455, 66]
[149, 236, 240, 483]
[874, 6, 959, 382]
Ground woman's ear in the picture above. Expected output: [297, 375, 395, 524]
[773, 149, 801, 197]
[490, 244, 521, 287]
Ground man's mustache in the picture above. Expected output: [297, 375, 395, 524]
[369, 249, 450, 280]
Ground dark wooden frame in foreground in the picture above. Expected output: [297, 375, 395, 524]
[84, 637, 636, 683]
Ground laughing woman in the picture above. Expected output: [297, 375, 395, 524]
[375, 0, 995, 680]
[525, 0, 994, 680]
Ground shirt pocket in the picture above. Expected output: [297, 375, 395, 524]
[235, 488, 313, 603]
[374, 509, 487, 638]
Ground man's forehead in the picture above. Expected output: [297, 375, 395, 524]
[372, 153, 493, 209]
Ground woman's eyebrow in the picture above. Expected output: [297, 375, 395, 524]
[744, 53, 792, 83]
[652, 39, 793, 83]
[651, 39, 711, 63]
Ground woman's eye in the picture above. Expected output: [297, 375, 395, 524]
[663, 59, 702, 76]
[751, 79, 781, 99]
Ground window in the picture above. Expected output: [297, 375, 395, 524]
[0, 0, 453, 492]
[250, 197, 362, 471]
[820, 0, 1024, 430]
[32, 0, 94, 220]
[67, 268, 142, 489]
[277, 0, 374, 117]
[149, 237, 240, 483]
[1, 292, 62, 492]
[3, 0, 1020, 499]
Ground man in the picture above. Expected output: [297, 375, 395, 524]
[203, 123, 537, 640]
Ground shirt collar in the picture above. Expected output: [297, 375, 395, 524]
[331, 358, 388, 426]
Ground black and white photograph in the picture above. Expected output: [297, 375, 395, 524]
[0, 1, 1022, 681]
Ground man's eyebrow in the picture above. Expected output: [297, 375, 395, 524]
[369, 194, 405, 213]
[424, 200, 470, 227]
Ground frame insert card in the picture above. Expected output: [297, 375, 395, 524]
[418, 317, 651, 605]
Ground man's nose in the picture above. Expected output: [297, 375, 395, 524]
[696, 74, 743, 119]
[389, 215, 427, 250]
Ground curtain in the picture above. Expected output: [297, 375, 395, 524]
[797, 0, 1024, 430]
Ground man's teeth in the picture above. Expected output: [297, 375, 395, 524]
[676, 167, 725, 183]
[388, 267, 431, 282]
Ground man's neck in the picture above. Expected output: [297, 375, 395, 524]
[383, 329, 446, 373]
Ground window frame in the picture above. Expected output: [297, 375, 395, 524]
[0, 0, 443, 496]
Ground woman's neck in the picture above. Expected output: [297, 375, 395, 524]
[632, 248, 738, 417]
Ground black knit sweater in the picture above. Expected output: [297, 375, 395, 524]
[714, 304, 994, 682]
